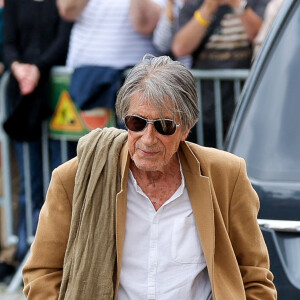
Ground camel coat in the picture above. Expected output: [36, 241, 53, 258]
[23, 141, 277, 299]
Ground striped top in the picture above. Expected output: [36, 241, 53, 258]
[177, 0, 268, 69]
[67, 0, 166, 69]
[205, 14, 250, 50]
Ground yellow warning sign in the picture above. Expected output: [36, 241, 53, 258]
[50, 90, 84, 132]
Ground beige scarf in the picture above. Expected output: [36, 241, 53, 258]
[59, 127, 128, 300]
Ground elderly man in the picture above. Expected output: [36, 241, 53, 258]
[22, 55, 276, 300]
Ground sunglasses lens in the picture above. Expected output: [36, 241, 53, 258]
[124, 115, 147, 132]
[124, 115, 178, 135]
[154, 120, 176, 135]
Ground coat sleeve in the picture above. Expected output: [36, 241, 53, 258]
[229, 158, 277, 299]
[22, 158, 77, 300]
[3, 0, 20, 67]
[33, 19, 73, 74]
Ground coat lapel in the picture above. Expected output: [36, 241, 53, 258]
[179, 142, 215, 285]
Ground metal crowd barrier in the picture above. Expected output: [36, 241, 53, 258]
[0, 67, 249, 292]
[190, 69, 249, 149]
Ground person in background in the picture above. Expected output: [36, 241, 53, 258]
[23, 55, 276, 299]
[0, 0, 4, 76]
[2, 0, 73, 268]
[0, 0, 14, 283]
[56, 0, 166, 128]
[172, 0, 269, 146]
[252, 0, 284, 59]
[153, 0, 192, 67]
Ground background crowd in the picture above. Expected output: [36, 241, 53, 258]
[0, 0, 284, 285]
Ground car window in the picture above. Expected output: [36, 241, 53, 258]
[230, 2, 300, 182]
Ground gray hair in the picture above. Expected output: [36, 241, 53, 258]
[115, 55, 199, 132]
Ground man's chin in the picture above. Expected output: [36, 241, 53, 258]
[132, 158, 161, 172]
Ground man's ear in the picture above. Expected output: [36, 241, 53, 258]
[181, 129, 190, 141]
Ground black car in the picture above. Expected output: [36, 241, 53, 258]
[225, 0, 300, 298]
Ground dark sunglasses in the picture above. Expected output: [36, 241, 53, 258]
[124, 114, 180, 136]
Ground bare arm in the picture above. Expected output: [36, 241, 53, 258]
[172, 0, 218, 57]
[130, 0, 162, 35]
[56, 0, 89, 21]
[226, 0, 264, 39]
[239, 7, 263, 40]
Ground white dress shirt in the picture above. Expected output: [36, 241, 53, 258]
[117, 165, 212, 300]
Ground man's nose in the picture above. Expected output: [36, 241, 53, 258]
[141, 123, 157, 144]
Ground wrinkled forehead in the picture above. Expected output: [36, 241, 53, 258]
[128, 92, 178, 120]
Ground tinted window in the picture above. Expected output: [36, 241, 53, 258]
[231, 2, 300, 182]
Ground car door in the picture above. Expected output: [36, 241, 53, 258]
[225, 0, 300, 298]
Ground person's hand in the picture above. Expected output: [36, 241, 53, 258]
[11, 61, 27, 82]
[202, 0, 243, 14]
[19, 64, 40, 96]
[205, 0, 245, 11]
[200, 0, 246, 21]
[11, 62, 40, 95]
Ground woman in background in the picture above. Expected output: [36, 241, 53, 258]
[2, 0, 72, 266]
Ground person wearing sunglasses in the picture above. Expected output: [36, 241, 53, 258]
[22, 55, 276, 300]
